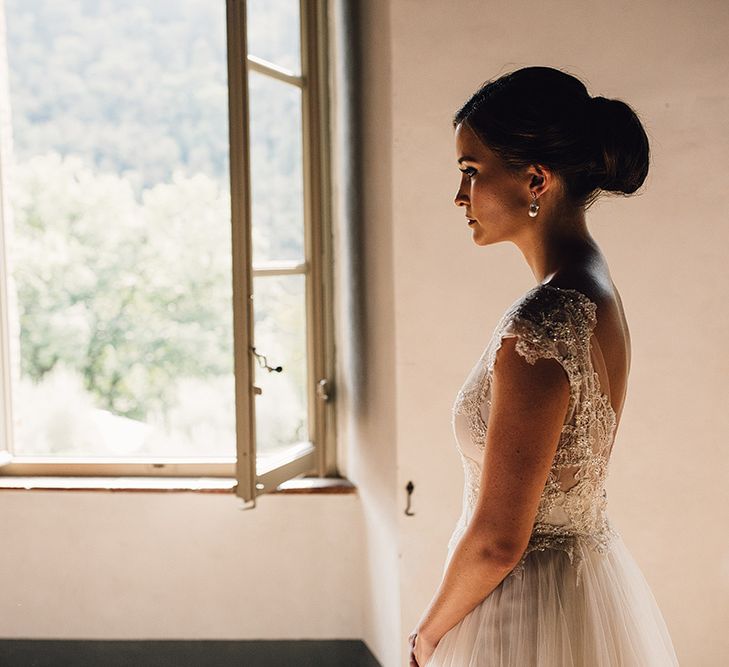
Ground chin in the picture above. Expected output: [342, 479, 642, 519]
[473, 233, 499, 247]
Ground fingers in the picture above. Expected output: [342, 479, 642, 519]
[408, 630, 419, 666]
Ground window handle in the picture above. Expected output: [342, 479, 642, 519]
[250, 346, 283, 373]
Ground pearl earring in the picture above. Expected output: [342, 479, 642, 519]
[528, 191, 540, 218]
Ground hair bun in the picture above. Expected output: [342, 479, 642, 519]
[452, 67, 651, 209]
[588, 95, 650, 195]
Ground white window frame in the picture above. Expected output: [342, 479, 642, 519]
[0, 0, 338, 505]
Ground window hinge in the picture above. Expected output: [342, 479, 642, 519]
[316, 378, 331, 402]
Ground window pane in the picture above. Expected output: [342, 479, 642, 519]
[249, 71, 305, 264]
[252, 274, 308, 462]
[246, 0, 301, 75]
[5, 0, 236, 458]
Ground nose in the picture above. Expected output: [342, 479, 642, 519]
[454, 173, 469, 207]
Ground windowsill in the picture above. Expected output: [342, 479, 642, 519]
[0, 476, 357, 494]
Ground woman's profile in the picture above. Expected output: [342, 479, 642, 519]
[408, 66, 679, 666]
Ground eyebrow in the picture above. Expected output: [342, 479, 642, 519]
[457, 156, 478, 164]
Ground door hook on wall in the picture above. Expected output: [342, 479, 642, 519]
[405, 480, 415, 516]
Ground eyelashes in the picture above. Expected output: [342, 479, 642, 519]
[459, 167, 476, 178]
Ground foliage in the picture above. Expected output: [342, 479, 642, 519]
[4, 0, 308, 456]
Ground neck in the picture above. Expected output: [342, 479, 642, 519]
[516, 205, 599, 284]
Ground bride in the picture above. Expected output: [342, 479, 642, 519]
[408, 66, 679, 666]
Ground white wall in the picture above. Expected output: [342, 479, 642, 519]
[0, 491, 364, 639]
[331, 0, 401, 664]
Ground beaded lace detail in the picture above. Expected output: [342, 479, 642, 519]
[450, 284, 619, 587]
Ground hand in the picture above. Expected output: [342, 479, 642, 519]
[407, 629, 418, 666]
[408, 627, 438, 667]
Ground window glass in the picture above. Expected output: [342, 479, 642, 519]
[252, 273, 308, 461]
[246, 0, 301, 75]
[248, 70, 305, 264]
[5, 0, 236, 458]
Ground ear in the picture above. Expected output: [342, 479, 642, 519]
[525, 164, 554, 198]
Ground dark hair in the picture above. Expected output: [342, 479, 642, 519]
[453, 66, 650, 209]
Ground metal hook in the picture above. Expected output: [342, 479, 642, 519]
[404, 480, 415, 516]
[250, 346, 283, 373]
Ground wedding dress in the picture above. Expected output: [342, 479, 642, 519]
[425, 283, 679, 666]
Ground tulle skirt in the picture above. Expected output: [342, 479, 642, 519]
[425, 530, 679, 666]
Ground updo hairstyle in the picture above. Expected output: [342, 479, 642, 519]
[453, 66, 650, 209]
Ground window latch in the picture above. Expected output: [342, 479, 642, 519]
[250, 346, 282, 373]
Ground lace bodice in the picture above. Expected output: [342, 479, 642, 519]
[448, 283, 619, 587]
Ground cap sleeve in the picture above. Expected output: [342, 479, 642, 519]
[495, 285, 598, 422]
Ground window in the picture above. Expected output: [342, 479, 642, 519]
[0, 0, 337, 505]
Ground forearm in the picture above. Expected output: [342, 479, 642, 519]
[416, 527, 520, 645]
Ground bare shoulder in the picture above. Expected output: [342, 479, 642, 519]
[546, 267, 627, 329]
[545, 270, 628, 345]
[545, 269, 613, 309]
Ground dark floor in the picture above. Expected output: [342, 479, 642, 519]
[0, 640, 382, 667]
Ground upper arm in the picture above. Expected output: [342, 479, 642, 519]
[468, 335, 571, 564]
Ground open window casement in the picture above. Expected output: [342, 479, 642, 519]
[229, 0, 335, 506]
